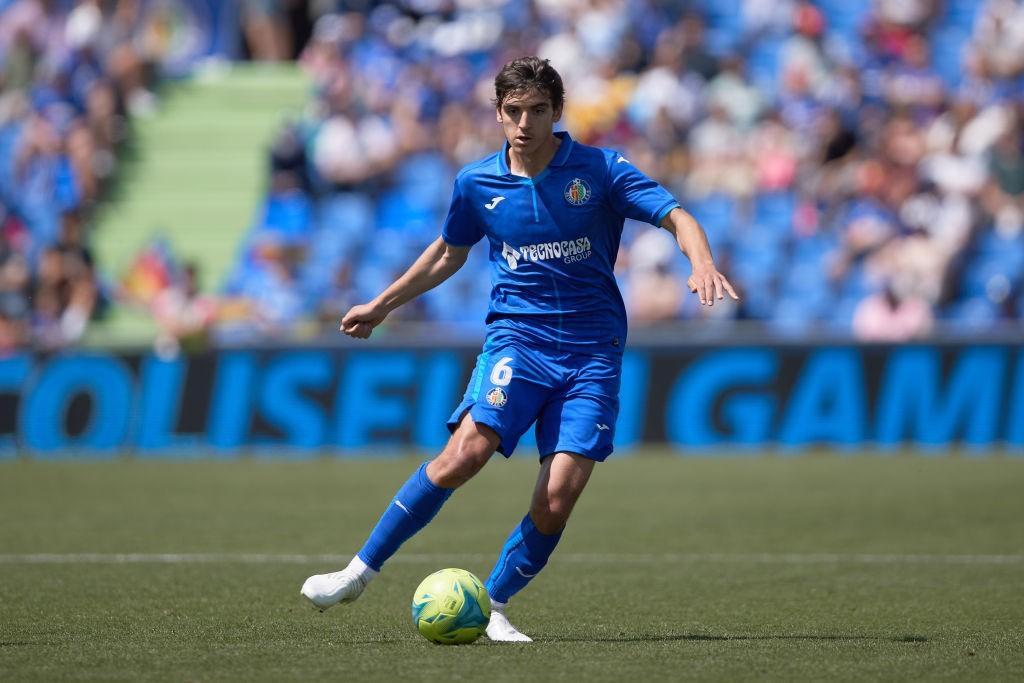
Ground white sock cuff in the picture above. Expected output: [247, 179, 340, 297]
[490, 598, 507, 612]
[347, 555, 379, 581]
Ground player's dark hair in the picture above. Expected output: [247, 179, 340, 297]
[493, 56, 565, 111]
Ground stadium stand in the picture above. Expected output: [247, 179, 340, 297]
[95, 64, 308, 345]
[2, 0, 1022, 350]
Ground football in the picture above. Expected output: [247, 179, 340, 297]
[411, 568, 491, 645]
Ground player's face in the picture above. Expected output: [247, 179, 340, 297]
[497, 89, 562, 156]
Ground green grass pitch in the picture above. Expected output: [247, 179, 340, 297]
[1, 453, 1023, 681]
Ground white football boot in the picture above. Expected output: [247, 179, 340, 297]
[301, 558, 376, 611]
[486, 603, 533, 642]
[300, 568, 367, 611]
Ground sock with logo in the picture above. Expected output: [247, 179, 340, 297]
[485, 513, 563, 603]
[357, 462, 454, 571]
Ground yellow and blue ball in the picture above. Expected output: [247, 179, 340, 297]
[411, 568, 491, 645]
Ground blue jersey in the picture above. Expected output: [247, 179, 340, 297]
[441, 132, 679, 353]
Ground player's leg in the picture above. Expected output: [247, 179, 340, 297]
[484, 352, 619, 640]
[485, 452, 595, 642]
[355, 415, 499, 568]
[300, 416, 499, 611]
[301, 343, 546, 611]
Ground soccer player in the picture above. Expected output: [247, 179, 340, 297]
[301, 56, 738, 641]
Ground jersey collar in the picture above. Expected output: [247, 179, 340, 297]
[496, 131, 575, 177]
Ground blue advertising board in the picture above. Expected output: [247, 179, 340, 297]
[1, 345, 1022, 456]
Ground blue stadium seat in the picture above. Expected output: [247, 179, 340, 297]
[687, 194, 734, 251]
[732, 248, 783, 293]
[930, 26, 970, 87]
[352, 259, 397, 305]
[258, 190, 312, 245]
[816, 0, 870, 41]
[942, 0, 985, 31]
[733, 226, 788, 258]
[315, 193, 374, 247]
[753, 191, 796, 231]
[732, 255, 775, 287]
[975, 230, 1024, 274]
[945, 297, 1000, 325]
[840, 264, 881, 299]
[299, 200, 372, 301]
[423, 245, 490, 327]
[782, 258, 829, 296]
[0, 122, 23, 201]
[747, 36, 784, 94]
[698, 0, 743, 55]
[375, 189, 437, 245]
[827, 295, 861, 330]
[737, 275, 776, 319]
[767, 297, 818, 335]
[960, 259, 1017, 298]
[792, 233, 838, 262]
[394, 152, 451, 212]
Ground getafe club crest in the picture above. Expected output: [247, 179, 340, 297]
[485, 387, 508, 407]
[564, 177, 591, 206]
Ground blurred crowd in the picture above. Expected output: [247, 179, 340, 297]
[3, 1, 1024, 350]
[0, 0, 150, 351]
[0, 0, 303, 352]
[221, 0, 1024, 344]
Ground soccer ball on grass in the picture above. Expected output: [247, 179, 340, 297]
[411, 568, 491, 644]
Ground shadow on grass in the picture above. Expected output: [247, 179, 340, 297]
[537, 633, 929, 644]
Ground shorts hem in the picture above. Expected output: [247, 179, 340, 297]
[539, 443, 614, 463]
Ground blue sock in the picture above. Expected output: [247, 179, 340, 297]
[485, 514, 563, 604]
[357, 463, 454, 571]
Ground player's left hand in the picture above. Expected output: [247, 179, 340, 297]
[687, 265, 739, 306]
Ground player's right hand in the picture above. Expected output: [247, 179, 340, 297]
[340, 303, 387, 339]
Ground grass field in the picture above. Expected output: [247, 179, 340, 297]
[1, 454, 1023, 682]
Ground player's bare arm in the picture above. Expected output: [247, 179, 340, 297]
[660, 207, 739, 306]
[340, 238, 470, 338]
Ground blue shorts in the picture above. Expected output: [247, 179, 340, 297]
[446, 341, 621, 461]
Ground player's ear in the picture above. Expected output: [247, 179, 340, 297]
[552, 104, 563, 123]
[496, 106, 503, 124]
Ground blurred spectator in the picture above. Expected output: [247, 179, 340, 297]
[881, 34, 944, 115]
[675, 14, 717, 81]
[749, 110, 799, 192]
[853, 284, 934, 341]
[0, 245, 31, 354]
[219, 235, 309, 339]
[623, 229, 685, 323]
[973, 0, 1024, 79]
[152, 263, 218, 357]
[687, 104, 753, 198]
[874, 0, 938, 35]
[707, 56, 762, 129]
[241, 0, 293, 62]
[30, 244, 98, 349]
[981, 118, 1024, 233]
[742, 0, 795, 38]
[780, 1, 829, 97]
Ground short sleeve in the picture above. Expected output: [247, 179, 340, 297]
[607, 154, 679, 227]
[440, 175, 484, 246]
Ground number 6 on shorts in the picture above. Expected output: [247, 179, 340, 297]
[490, 357, 513, 386]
